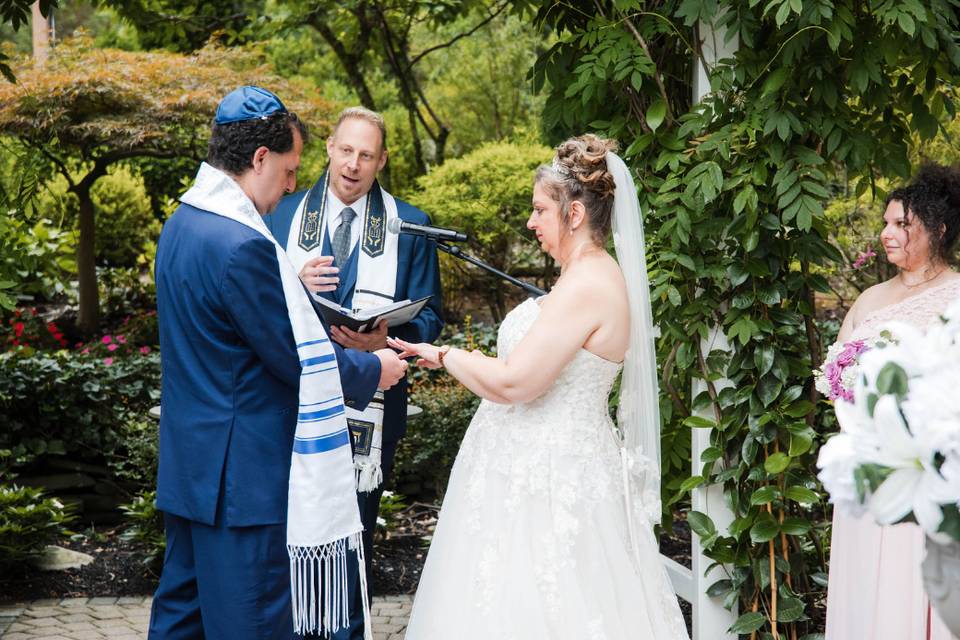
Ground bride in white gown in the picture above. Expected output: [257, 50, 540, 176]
[388, 135, 688, 640]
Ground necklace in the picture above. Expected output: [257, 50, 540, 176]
[898, 267, 944, 289]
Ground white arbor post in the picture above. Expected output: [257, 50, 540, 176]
[660, 19, 738, 640]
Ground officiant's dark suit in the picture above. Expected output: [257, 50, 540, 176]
[266, 107, 443, 639]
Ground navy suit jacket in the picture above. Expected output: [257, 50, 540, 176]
[265, 190, 443, 444]
[154, 203, 381, 527]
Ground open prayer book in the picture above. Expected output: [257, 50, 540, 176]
[313, 295, 432, 333]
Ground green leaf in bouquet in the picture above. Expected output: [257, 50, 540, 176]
[875, 362, 909, 398]
[938, 503, 960, 541]
[854, 463, 894, 501]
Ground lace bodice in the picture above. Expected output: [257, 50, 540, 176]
[848, 278, 960, 344]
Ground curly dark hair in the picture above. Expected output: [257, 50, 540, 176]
[207, 112, 309, 176]
[886, 162, 960, 264]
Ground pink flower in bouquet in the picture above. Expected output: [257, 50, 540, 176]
[816, 339, 870, 402]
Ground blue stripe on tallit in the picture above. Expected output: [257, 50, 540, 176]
[296, 338, 330, 349]
[299, 396, 342, 408]
[300, 354, 337, 367]
[293, 428, 350, 454]
[298, 404, 346, 422]
[303, 366, 339, 377]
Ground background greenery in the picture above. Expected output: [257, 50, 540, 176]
[2, 1, 960, 634]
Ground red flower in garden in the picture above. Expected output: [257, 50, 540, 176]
[13, 322, 24, 337]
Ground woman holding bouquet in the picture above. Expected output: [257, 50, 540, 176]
[824, 163, 960, 640]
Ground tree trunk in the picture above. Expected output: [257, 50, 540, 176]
[31, 2, 51, 66]
[75, 187, 99, 334]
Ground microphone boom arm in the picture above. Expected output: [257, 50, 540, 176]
[436, 241, 547, 298]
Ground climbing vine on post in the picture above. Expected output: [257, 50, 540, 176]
[529, 0, 960, 637]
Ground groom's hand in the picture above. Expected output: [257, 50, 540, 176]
[330, 320, 388, 351]
[374, 347, 408, 390]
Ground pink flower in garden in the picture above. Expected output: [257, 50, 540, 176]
[74, 342, 83, 348]
[140, 346, 151, 355]
[117, 335, 127, 344]
[852, 247, 877, 270]
[102, 335, 112, 344]
[82, 348, 90, 355]
[107, 344, 118, 352]
[103, 357, 113, 366]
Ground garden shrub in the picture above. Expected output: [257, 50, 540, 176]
[0, 212, 76, 307]
[0, 484, 74, 572]
[120, 490, 164, 571]
[407, 141, 553, 321]
[35, 166, 161, 269]
[0, 348, 160, 470]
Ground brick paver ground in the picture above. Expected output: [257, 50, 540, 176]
[0, 595, 412, 639]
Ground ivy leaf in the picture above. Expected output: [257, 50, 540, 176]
[762, 68, 789, 99]
[750, 511, 780, 542]
[680, 475, 706, 492]
[647, 99, 667, 132]
[750, 485, 780, 505]
[764, 452, 791, 474]
[778, 594, 806, 622]
[781, 517, 812, 535]
[789, 428, 814, 456]
[785, 486, 820, 505]
[707, 579, 733, 597]
[684, 415, 718, 429]
[729, 611, 766, 634]
[687, 510, 717, 539]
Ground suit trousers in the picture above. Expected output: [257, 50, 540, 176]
[148, 508, 291, 640]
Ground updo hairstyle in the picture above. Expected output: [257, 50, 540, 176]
[535, 134, 618, 246]
[886, 162, 960, 264]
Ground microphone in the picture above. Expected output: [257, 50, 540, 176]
[387, 217, 468, 243]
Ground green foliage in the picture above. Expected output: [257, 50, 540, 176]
[0, 483, 73, 572]
[120, 490, 164, 570]
[0, 0, 56, 81]
[394, 320, 495, 496]
[408, 141, 552, 320]
[107, 418, 159, 493]
[36, 166, 160, 269]
[530, 0, 960, 635]
[0, 348, 160, 470]
[376, 490, 408, 534]
[0, 213, 75, 309]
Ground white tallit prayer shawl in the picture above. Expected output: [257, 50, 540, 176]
[285, 170, 400, 493]
[179, 163, 372, 639]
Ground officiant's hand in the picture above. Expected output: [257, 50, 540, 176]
[374, 347, 408, 390]
[299, 255, 339, 293]
[330, 320, 388, 351]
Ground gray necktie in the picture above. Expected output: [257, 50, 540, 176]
[332, 206, 356, 268]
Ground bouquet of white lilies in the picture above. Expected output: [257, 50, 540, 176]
[817, 301, 960, 543]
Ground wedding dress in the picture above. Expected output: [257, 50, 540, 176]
[825, 278, 960, 640]
[404, 297, 688, 640]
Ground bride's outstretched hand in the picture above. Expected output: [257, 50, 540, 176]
[387, 337, 444, 369]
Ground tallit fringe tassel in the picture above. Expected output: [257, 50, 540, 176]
[289, 534, 372, 637]
[355, 459, 383, 494]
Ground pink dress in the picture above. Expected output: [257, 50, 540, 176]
[825, 279, 960, 640]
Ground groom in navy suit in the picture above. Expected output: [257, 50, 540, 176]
[266, 107, 443, 639]
[149, 88, 408, 639]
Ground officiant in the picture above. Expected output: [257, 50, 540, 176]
[266, 107, 443, 639]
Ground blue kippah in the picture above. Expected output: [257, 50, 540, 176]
[215, 86, 288, 125]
